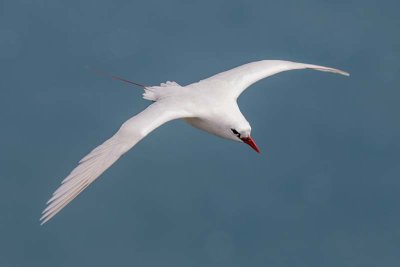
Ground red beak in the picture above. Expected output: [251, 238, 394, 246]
[241, 136, 260, 153]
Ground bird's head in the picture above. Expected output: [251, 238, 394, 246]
[230, 127, 260, 153]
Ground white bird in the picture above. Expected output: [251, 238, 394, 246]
[40, 60, 349, 224]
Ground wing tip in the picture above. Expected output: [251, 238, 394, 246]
[40, 205, 54, 225]
[335, 69, 350, 77]
[310, 65, 350, 77]
[39, 214, 49, 225]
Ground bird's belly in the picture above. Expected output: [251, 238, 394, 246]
[183, 117, 232, 140]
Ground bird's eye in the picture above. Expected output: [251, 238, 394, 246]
[231, 129, 241, 138]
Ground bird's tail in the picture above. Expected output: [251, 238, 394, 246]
[87, 66, 147, 88]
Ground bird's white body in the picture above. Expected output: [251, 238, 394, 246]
[41, 60, 349, 224]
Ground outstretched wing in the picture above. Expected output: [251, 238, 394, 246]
[200, 60, 349, 99]
[41, 101, 190, 224]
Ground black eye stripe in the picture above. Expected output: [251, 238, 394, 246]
[231, 129, 241, 138]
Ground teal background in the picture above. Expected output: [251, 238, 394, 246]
[0, 0, 399, 266]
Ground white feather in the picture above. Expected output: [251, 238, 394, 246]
[40, 101, 190, 224]
[198, 60, 349, 99]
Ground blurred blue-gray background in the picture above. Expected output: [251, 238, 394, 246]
[1, 0, 399, 266]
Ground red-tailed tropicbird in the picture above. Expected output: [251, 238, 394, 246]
[40, 60, 349, 224]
